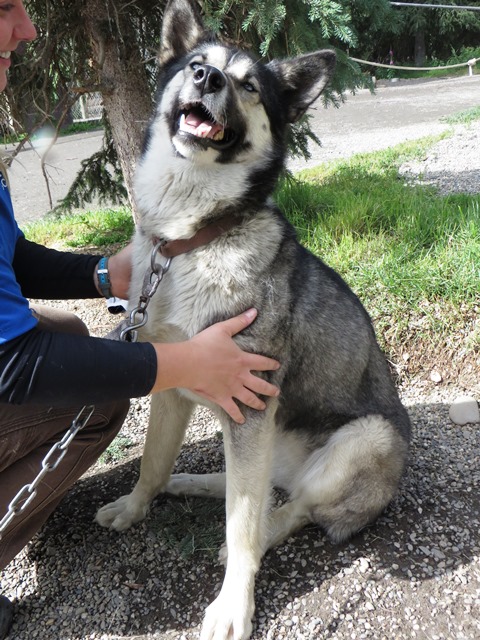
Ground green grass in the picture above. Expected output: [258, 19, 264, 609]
[442, 106, 480, 125]
[61, 121, 103, 136]
[1, 120, 102, 145]
[23, 207, 134, 249]
[98, 435, 134, 464]
[149, 497, 225, 559]
[375, 46, 480, 81]
[283, 136, 479, 309]
[278, 136, 480, 365]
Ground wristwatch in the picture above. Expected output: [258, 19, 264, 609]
[96, 257, 112, 299]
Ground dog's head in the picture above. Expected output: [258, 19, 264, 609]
[150, 0, 335, 168]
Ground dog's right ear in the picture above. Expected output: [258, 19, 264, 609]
[158, 0, 207, 66]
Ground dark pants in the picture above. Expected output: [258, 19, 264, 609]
[0, 305, 129, 570]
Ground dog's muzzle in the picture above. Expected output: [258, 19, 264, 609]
[174, 62, 240, 149]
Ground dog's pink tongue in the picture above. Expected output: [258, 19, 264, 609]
[184, 112, 223, 139]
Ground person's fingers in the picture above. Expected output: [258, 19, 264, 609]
[244, 374, 280, 398]
[219, 308, 258, 337]
[235, 388, 267, 411]
[214, 381, 279, 422]
[221, 398, 245, 424]
[244, 353, 280, 373]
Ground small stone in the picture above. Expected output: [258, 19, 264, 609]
[448, 396, 480, 426]
[358, 557, 370, 573]
[430, 370, 442, 383]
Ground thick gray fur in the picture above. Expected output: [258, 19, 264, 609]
[96, 1, 410, 638]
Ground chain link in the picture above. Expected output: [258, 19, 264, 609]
[120, 241, 171, 342]
[0, 405, 95, 539]
[0, 242, 172, 540]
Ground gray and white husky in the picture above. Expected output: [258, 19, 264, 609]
[96, 1, 410, 637]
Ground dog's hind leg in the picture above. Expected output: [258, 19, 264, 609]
[96, 390, 194, 531]
[166, 472, 226, 498]
[200, 402, 278, 640]
[263, 414, 408, 551]
[306, 415, 408, 544]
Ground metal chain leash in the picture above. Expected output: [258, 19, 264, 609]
[119, 240, 171, 342]
[0, 405, 95, 539]
[0, 241, 172, 540]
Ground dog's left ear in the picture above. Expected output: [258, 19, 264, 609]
[267, 50, 336, 123]
[158, 0, 207, 66]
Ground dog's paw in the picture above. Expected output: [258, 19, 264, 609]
[95, 494, 147, 531]
[200, 593, 254, 640]
[165, 473, 192, 496]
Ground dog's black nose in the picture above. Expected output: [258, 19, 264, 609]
[193, 64, 226, 95]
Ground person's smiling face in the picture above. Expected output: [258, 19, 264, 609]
[0, 1, 36, 91]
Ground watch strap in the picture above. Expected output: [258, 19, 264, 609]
[96, 257, 112, 299]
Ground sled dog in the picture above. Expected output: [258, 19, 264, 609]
[96, 1, 410, 638]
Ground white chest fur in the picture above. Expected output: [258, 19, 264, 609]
[130, 213, 282, 343]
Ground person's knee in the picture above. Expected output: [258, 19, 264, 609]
[30, 304, 90, 336]
[82, 400, 130, 443]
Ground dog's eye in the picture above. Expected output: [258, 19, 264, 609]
[242, 81, 256, 93]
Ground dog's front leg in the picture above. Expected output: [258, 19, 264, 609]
[96, 390, 193, 531]
[201, 401, 278, 640]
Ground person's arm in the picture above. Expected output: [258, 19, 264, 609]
[13, 236, 133, 301]
[0, 328, 157, 406]
[96, 243, 132, 300]
[0, 309, 280, 423]
[12, 236, 101, 299]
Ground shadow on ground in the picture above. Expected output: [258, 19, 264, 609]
[5, 399, 480, 640]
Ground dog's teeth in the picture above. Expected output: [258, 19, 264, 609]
[213, 130, 225, 141]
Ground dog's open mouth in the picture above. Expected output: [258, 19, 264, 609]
[178, 104, 237, 149]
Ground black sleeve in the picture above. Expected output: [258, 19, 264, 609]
[0, 328, 157, 406]
[12, 236, 102, 299]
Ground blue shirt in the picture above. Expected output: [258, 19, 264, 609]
[0, 172, 157, 406]
[0, 173, 38, 343]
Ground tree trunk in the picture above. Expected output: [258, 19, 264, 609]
[82, 1, 154, 222]
[414, 30, 426, 67]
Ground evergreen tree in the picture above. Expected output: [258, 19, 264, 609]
[0, 1, 401, 214]
[350, 0, 480, 68]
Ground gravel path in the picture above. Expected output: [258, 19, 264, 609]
[1, 120, 480, 640]
[399, 120, 480, 196]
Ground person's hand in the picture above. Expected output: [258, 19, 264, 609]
[151, 309, 280, 423]
[106, 243, 133, 299]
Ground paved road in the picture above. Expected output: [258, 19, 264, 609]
[289, 73, 480, 171]
[7, 73, 480, 225]
[7, 129, 104, 225]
